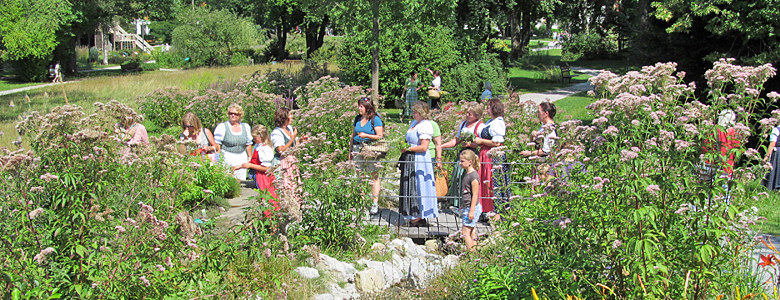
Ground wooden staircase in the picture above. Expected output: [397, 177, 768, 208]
[111, 24, 153, 53]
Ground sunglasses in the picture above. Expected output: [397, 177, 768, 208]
[183, 124, 194, 128]
[228, 112, 240, 116]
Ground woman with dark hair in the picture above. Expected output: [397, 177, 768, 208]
[271, 107, 307, 201]
[474, 98, 511, 215]
[349, 97, 385, 214]
[426, 68, 442, 110]
[401, 72, 421, 118]
[214, 103, 253, 180]
[400, 101, 439, 226]
[180, 112, 219, 162]
[521, 102, 557, 157]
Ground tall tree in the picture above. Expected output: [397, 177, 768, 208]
[0, 0, 74, 81]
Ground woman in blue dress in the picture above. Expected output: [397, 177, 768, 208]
[400, 102, 439, 226]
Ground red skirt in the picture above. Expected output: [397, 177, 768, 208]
[479, 145, 494, 212]
[255, 171, 278, 199]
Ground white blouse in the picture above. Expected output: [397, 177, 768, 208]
[213, 122, 252, 146]
[254, 145, 274, 167]
[409, 120, 434, 141]
[271, 125, 295, 149]
[456, 121, 486, 138]
[486, 117, 507, 143]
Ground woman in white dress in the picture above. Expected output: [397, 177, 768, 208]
[213, 103, 253, 180]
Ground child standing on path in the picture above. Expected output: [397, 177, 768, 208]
[459, 149, 481, 252]
[233, 125, 277, 198]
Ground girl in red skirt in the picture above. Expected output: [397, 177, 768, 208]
[234, 125, 277, 198]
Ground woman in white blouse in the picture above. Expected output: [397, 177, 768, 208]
[441, 102, 485, 208]
[400, 102, 439, 226]
[213, 103, 253, 180]
[271, 107, 307, 201]
[426, 68, 442, 110]
[474, 98, 512, 216]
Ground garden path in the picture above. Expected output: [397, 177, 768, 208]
[219, 182, 259, 226]
[518, 67, 602, 104]
[750, 234, 780, 290]
[0, 82, 73, 96]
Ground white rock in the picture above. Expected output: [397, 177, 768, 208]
[355, 268, 385, 294]
[318, 254, 358, 282]
[294, 267, 320, 279]
[424, 239, 441, 253]
[442, 255, 460, 269]
[313, 294, 334, 300]
[357, 259, 404, 288]
[370, 243, 387, 252]
[329, 283, 359, 300]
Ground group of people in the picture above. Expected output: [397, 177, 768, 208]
[175, 104, 307, 200]
[351, 94, 558, 251]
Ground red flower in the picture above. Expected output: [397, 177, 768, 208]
[759, 254, 776, 267]
[263, 209, 272, 218]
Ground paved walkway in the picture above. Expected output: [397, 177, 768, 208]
[518, 67, 602, 104]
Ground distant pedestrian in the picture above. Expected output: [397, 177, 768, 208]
[480, 82, 492, 101]
[52, 62, 62, 83]
[401, 71, 421, 118]
[426, 68, 442, 110]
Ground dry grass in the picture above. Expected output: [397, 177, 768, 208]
[0, 64, 304, 149]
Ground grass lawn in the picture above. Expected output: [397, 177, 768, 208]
[0, 64, 307, 149]
[508, 67, 589, 94]
[0, 80, 48, 92]
[554, 91, 594, 124]
[744, 180, 780, 236]
[568, 58, 640, 74]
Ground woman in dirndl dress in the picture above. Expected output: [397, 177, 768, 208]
[401, 72, 421, 118]
[214, 103, 253, 180]
[473, 98, 512, 216]
[271, 107, 307, 202]
[764, 126, 780, 190]
[441, 102, 485, 209]
[400, 102, 439, 226]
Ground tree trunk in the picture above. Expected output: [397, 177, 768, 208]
[370, 0, 380, 104]
[521, 11, 532, 55]
[277, 24, 288, 61]
[509, 8, 523, 60]
[101, 28, 109, 65]
[638, 0, 649, 30]
[304, 14, 329, 56]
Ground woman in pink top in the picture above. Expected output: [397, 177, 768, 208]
[119, 115, 149, 146]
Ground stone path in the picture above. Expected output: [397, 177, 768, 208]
[518, 67, 602, 104]
[219, 182, 259, 226]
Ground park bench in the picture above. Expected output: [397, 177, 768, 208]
[121, 63, 142, 73]
[560, 62, 576, 84]
[283, 59, 303, 68]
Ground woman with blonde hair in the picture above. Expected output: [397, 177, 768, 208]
[119, 115, 149, 146]
[233, 125, 277, 195]
[213, 103, 253, 180]
[399, 101, 439, 226]
[441, 102, 485, 209]
[180, 112, 219, 162]
[474, 98, 511, 216]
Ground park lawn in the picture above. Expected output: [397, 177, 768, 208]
[554, 91, 594, 124]
[0, 64, 308, 149]
[568, 58, 640, 75]
[0, 80, 48, 92]
[508, 67, 589, 94]
[744, 180, 780, 236]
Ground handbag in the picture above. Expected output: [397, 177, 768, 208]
[362, 139, 389, 158]
[435, 169, 449, 199]
[354, 115, 389, 158]
[428, 88, 440, 99]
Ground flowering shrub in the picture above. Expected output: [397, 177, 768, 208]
[485, 60, 778, 298]
[1, 101, 244, 298]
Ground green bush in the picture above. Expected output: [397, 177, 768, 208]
[308, 36, 342, 64]
[339, 24, 461, 104]
[561, 32, 617, 60]
[11, 55, 51, 82]
[141, 62, 159, 71]
[151, 48, 188, 69]
[444, 54, 507, 102]
[172, 7, 257, 67]
[230, 54, 250, 66]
